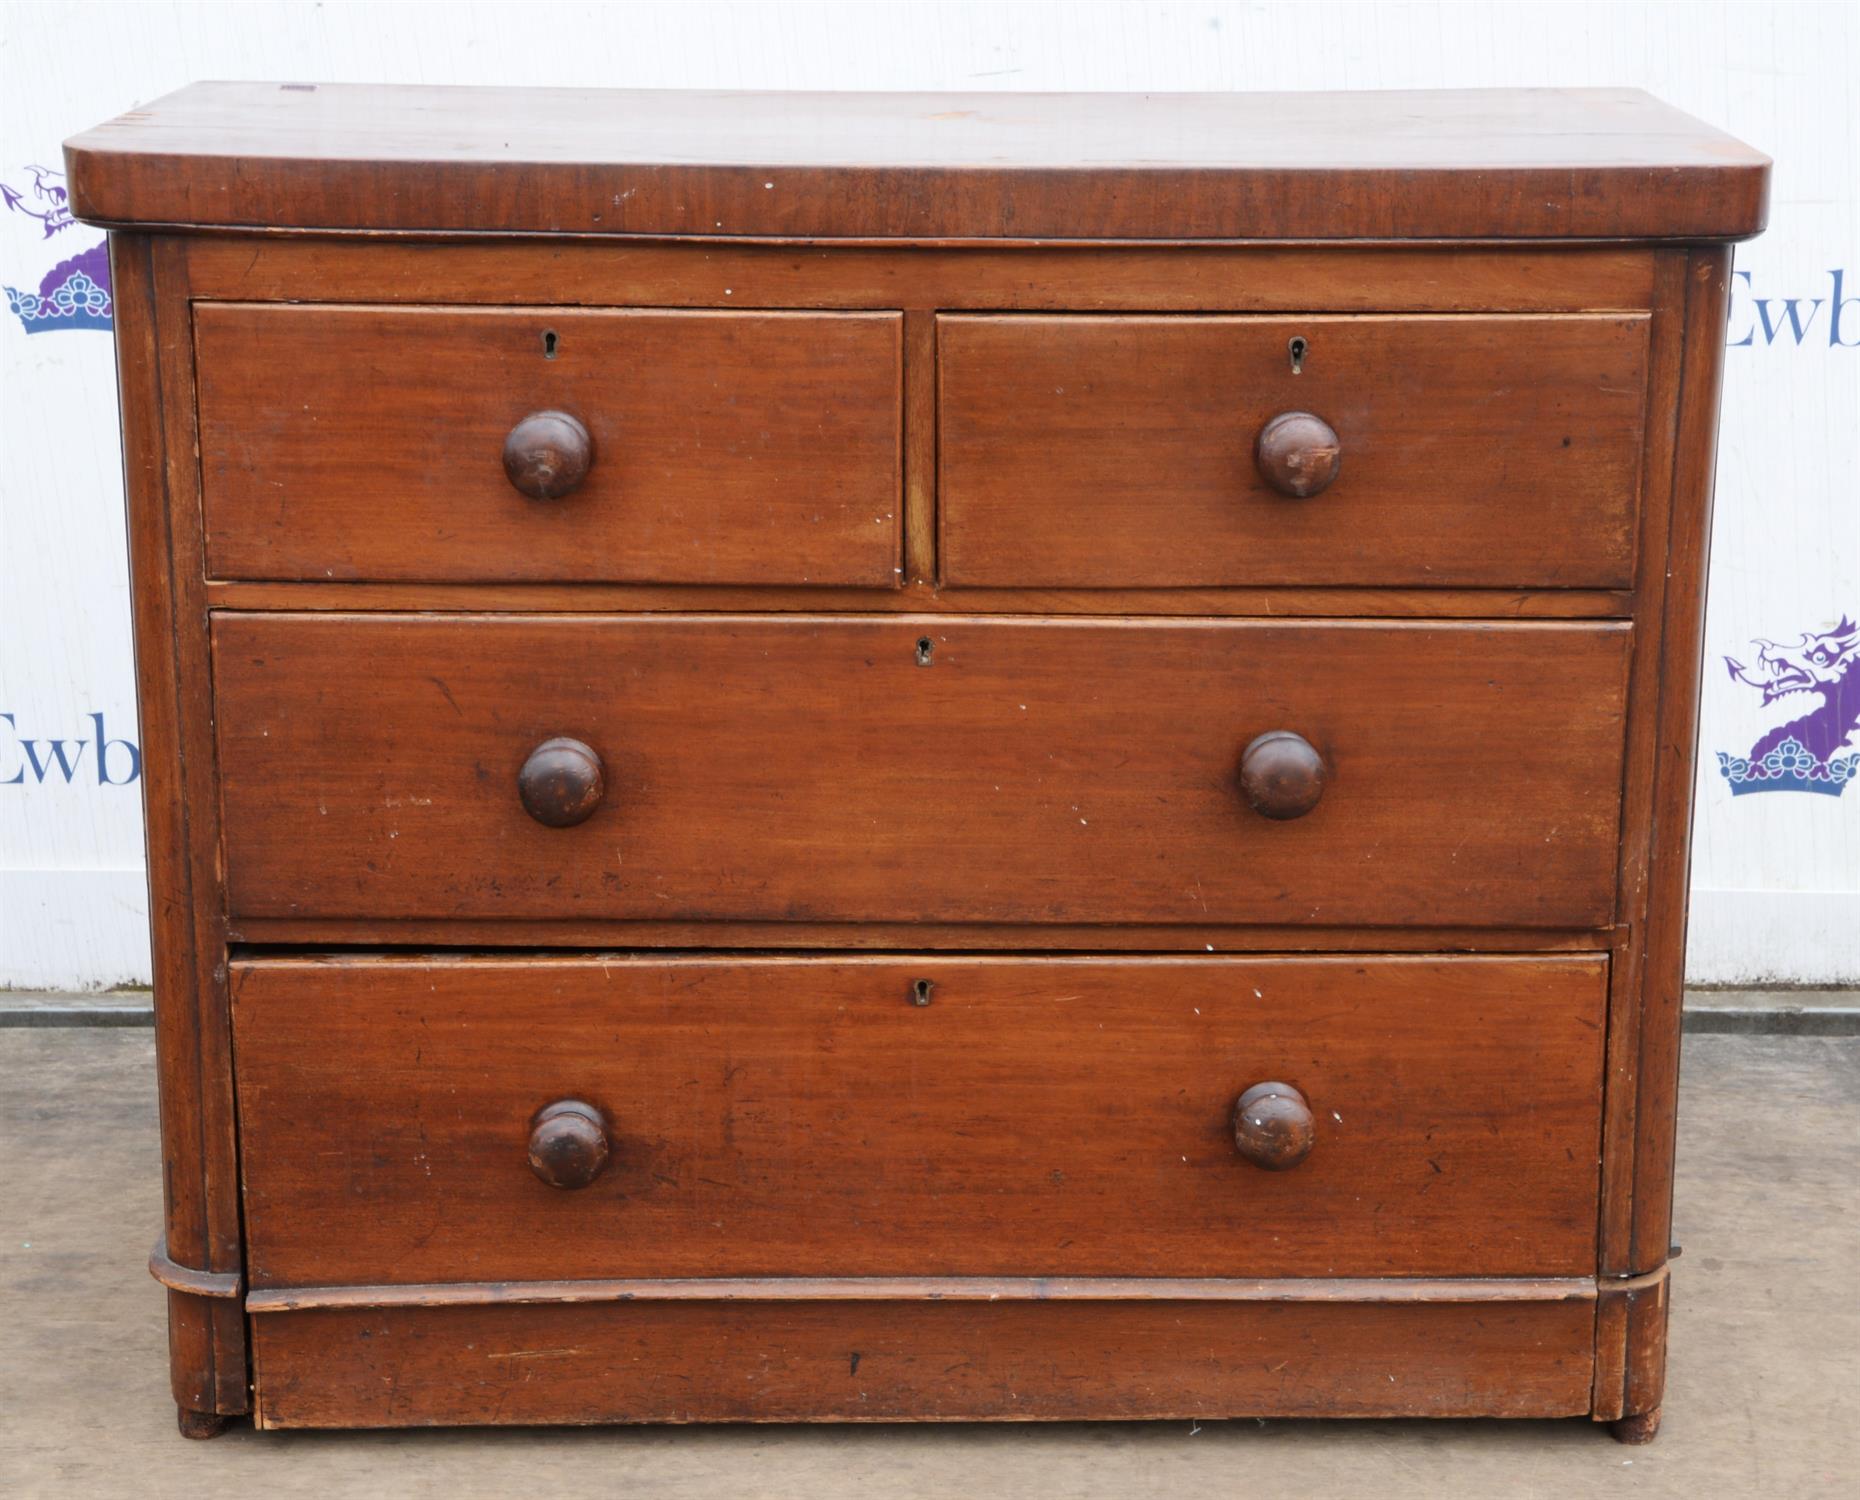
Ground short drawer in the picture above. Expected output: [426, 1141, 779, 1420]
[230, 954, 1607, 1286]
[212, 613, 1632, 930]
[195, 304, 903, 585]
[938, 313, 1649, 588]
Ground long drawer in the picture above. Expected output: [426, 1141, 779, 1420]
[938, 312, 1649, 588]
[194, 303, 904, 585]
[249, 1299, 1598, 1427]
[211, 614, 1631, 929]
[230, 954, 1607, 1287]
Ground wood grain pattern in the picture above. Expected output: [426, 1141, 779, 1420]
[179, 238, 1661, 315]
[210, 614, 1632, 929]
[223, 916, 1625, 954]
[66, 82, 1768, 241]
[201, 579, 1636, 618]
[1622, 1269, 1673, 1423]
[229, 954, 1605, 1287]
[111, 234, 249, 1416]
[902, 310, 937, 585]
[194, 303, 903, 585]
[1629, 249, 1735, 1277]
[1597, 252, 1692, 1278]
[82, 84, 1762, 1431]
[1592, 1265, 1672, 1424]
[249, 1297, 1597, 1427]
[1593, 1274, 1631, 1422]
[940, 313, 1648, 588]
[1597, 248, 1733, 1291]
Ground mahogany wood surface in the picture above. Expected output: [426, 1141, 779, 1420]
[73, 82, 1760, 1436]
[66, 83, 1768, 242]
[1613, 1409, 1663, 1445]
[210, 614, 1632, 929]
[176, 1407, 230, 1440]
[223, 917, 1623, 953]
[248, 1297, 1597, 1427]
[111, 235, 248, 1416]
[178, 238, 1663, 314]
[194, 304, 903, 585]
[1597, 253, 1688, 1278]
[1628, 249, 1735, 1280]
[229, 954, 1605, 1287]
[201, 579, 1636, 618]
[1592, 1265, 1672, 1424]
[939, 313, 1648, 588]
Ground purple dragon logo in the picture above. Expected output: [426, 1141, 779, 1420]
[1718, 616, 1860, 797]
[0, 164, 73, 236]
[3, 163, 110, 334]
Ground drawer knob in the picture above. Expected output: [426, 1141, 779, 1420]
[503, 410, 593, 500]
[528, 1100, 610, 1189]
[1239, 730, 1327, 820]
[1232, 1082, 1316, 1171]
[1255, 411, 1341, 498]
[518, 736, 605, 827]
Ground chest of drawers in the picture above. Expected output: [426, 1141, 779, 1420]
[67, 83, 1767, 1442]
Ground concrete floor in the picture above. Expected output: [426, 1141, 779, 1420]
[3, 1031, 1855, 1498]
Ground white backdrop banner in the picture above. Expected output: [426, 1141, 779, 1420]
[1, 1, 1853, 989]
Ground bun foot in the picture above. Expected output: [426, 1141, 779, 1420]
[1610, 1408, 1662, 1445]
[177, 1406, 230, 1440]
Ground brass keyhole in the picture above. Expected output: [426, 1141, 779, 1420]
[1288, 336, 1308, 375]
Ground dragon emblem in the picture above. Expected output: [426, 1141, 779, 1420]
[0, 164, 74, 237]
[3, 163, 110, 333]
[1718, 616, 1860, 796]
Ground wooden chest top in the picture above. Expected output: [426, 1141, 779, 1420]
[67, 81, 1768, 241]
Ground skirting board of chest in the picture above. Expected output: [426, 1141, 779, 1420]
[66, 82, 1768, 1444]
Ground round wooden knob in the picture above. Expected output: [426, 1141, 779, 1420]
[1239, 730, 1327, 820]
[1232, 1082, 1316, 1171]
[517, 737, 605, 827]
[1255, 411, 1341, 498]
[503, 410, 593, 500]
[527, 1100, 610, 1189]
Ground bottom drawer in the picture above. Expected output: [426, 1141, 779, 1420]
[230, 953, 1606, 1286]
[250, 1294, 1598, 1427]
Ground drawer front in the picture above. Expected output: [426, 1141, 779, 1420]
[939, 313, 1648, 588]
[231, 955, 1606, 1286]
[251, 1300, 1598, 1426]
[213, 614, 1630, 929]
[195, 304, 903, 585]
